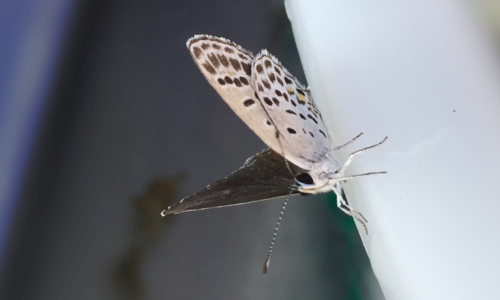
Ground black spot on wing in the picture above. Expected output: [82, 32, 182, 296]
[234, 78, 242, 87]
[192, 47, 202, 58]
[212, 44, 221, 50]
[256, 64, 264, 74]
[224, 76, 233, 84]
[277, 77, 284, 86]
[272, 97, 279, 106]
[243, 99, 255, 107]
[240, 77, 249, 85]
[307, 114, 318, 124]
[283, 93, 289, 101]
[275, 90, 282, 96]
[262, 80, 271, 89]
[207, 53, 220, 68]
[269, 73, 276, 83]
[274, 66, 281, 75]
[284, 77, 293, 84]
[241, 62, 252, 76]
[319, 130, 326, 138]
[299, 113, 306, 120]
[263, 97, 273, 106]
[291, 100, 297, 107]
[217, 78, 225, 85]
[229, 58, 241, 71]
[264, 60, 272, 68]
[286, 109, 296, 115]
[202, 62, 216, 75]
[224, 47, 234, 53]
[218, 54, 229, 67]
[201, 43, 210, 50]
[287, 128, 297, 134]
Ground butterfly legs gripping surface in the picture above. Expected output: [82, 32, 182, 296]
[332, 183, 369, 235]
[330, 136, 388, 234]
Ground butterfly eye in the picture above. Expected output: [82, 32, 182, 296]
[295, 173, 314, 185]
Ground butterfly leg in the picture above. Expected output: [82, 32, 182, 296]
[333, 185, 369, 234]
[339, 136, 388, 172]
[337, 200, 369, 235]
[333, 132, 364, 151]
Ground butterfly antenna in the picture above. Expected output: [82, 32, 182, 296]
[282, 157, 294, 177]
[263, 191, 292, 274]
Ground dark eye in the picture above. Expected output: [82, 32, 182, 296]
[295, 173, 314, 185]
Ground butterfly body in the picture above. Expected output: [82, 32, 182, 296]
[297, 153, 343, 194]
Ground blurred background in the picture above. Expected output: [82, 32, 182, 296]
[1, 0, 499, 299]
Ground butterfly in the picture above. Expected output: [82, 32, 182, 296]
[162, 35, 387, 234]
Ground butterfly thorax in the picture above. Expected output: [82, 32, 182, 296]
[296, 153, 343, 194]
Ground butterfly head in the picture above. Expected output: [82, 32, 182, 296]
[294, 158, 342, 194]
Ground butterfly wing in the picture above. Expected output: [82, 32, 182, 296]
[251, 51, 332, 170]
[162, 149, 303, 215]
[187, 35, 282, 153]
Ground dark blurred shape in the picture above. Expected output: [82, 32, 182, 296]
[112, 175, 183, 300]
[135, 175, 184, 238]
[112, 245, 143, 300]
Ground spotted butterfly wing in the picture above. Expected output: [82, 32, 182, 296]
[187, 35, 283, 154]
[251, 51, 331, 171]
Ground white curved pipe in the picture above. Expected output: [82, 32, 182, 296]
[286, 0, 500, 299]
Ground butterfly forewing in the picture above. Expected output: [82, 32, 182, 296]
[251, 52, 332, 170]
[187, 35, 282, 153]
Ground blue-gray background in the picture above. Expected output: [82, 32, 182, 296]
[0, 0, 379, 299]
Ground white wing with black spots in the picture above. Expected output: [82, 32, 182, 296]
[251, 51, 331, 170]
[187, 35, 282, 154]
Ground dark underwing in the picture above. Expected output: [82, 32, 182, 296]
[162, 149, 305, 215]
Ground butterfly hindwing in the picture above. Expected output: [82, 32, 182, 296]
[163, 149, 302, 215]
[187, 35, 282, 153]
[251, 51, 332, 170]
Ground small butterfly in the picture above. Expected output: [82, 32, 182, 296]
[162, 35, 387, 234]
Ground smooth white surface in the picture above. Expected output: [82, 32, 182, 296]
[286, 0, 500, 299]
